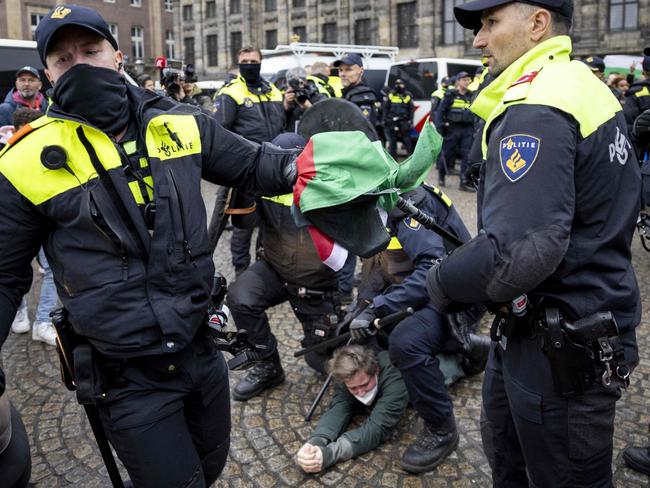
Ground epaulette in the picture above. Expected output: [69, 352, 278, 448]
[422, 181, 453, 208]
[0, 117, 55, 157]
[503, 69, 541, 103]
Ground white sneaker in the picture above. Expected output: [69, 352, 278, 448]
[32, 321, 57, 346]
[11, 307, 30, 334]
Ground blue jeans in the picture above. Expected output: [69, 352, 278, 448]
[35, 248, 58, 324]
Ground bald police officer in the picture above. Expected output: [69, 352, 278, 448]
[427, 0, 641, 485]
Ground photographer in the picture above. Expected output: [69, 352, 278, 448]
[283, 67, 326, 132]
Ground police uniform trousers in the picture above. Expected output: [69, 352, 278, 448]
[386, 121, 414, 159]
[442, 123, 473, 179]
[388, 303, 454, 428]
[0, 402, 31, 487]
[481, 336, 622, 487]
[95, 336, 231, 488]
[227, 260, 339, 373]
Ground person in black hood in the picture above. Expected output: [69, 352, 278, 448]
[0, 5, 299, 487]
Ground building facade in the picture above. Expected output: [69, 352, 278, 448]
[1, 0, 175, 73]
[176, 0, 650, 78]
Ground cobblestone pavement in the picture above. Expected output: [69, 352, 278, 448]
[3, 174, 650, 487]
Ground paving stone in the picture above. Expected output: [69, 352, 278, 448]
[3, 177, 649, 486]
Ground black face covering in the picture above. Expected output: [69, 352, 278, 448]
[238, 63, 262, 84]
[52, 64, 129, 136]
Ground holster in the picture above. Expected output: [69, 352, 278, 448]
[537, 308, 629, 397]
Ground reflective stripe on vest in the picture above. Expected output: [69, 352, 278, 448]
[217, 77, 283, 105]
[261, 193, 293, 206]
[451, 98, 471, 110]
[635, 86, 650, 98]
[389, 93, 411, 104]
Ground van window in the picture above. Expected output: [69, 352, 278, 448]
[387, 62, 438, 99]
[447, 62, 480, 79]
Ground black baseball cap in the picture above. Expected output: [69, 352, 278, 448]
[456, 71, 471, 79]
[333, 53, 363, 68]
[35, 4, 118, 64]
[454, 0, 573, 31]
[582, 55, 605, 72]
[15, 66, 40, 80]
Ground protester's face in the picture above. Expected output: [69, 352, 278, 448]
[182, 81, 194, 95]
[238, 51, 261, 65]
[45, 26, 123, 84]
[15, 73, 41, 99]
[339, 63, 363, 87]
[473, 4, 533, 77]
[143, 79, 155, 91]
[343, 369, 378, 397]
[617, 80, 630, 93]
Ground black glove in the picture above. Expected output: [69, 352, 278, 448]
[633, 109, 650, 138]
[349, 307, 377, 343]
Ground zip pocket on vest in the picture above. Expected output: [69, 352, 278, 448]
[167, 167, 197, 267]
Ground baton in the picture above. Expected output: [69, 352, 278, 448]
[395, 196, 464, 249]
[294, 307, 414, 358]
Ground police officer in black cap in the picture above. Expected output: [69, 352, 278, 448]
[334, 53, 380, 127]
[624, 47, 650, 158]
[427, 0, 641, 485]
[0, 4, 298, 487]
[581, 55, 606, 81]
[383, 78, 415, 158]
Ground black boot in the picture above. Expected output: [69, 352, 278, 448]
[623, 446, 650, 475]
[459, 180, 477, 192]
[232, 350, 284, 401]
[401, 415, 459, 473]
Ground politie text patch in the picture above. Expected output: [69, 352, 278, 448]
[499, 134, 540, 182]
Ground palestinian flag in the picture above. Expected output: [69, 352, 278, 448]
[293, 120, 442, 270]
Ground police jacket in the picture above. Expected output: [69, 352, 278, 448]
[431, 36, 641, 361]
[383, 90, 414, 125]
[430, 87, 446, 127]
[343, 82, 379, 126]
[307, 351, 408, 469]
[362, 184, 470, 318]
[0, 85, 295, 358]
[623, 78, 650, 156]
[256, 193, 338, 290]
[435, 88, 474, 127]
[213, 75, 285, 143]
[307, 74, 337, 98]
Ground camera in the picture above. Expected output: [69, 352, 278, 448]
[288, 77, 310, 104]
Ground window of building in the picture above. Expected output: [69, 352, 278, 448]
[230, 31, 242, 66]
[206, 0, 217, 17]
[609, 0, 638, 30]
[397, 2, 418, 48]
[230, 0, 241, 14]
[165, 30, 176, 59]
[265, 0, 277, 11]
[442, 0, 464, 44]
[109, 23, 119, 43]
[164, 0, 173, 12]
[293, 0, 305, 6]
[265, 29, 278, 48]
[131, 0, 142, 7]
[206, 34, 218, 66]
[354, 18, 372, 45]
[104, 0, 116, 3]
[184, 37, 195, 65]
[321, 0, 335, 4]
[322, 22, 337, 44]
[30, 13, 46, 39]
[131, 26, 144, 59]
[293, 25, 307, 42]
[182, 4, 193, 21]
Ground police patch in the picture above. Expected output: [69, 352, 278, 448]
[499, 134, 540, 182]
[404, 217, 421, 231]
[243, 97, 254, 108]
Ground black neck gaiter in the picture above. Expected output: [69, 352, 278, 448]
[52, 64, 130, 136]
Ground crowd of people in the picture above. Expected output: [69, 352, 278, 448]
[0, 0, 649, 487]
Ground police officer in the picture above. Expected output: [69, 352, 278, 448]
[429, 0, 640, 485]
[227, 133, 341, 400]
[624, 47, 650, 158]
[214, 46, 286, 276]
[435, 72, 475, 191]
[348, 183, 473, 473]
[581, 55, 606, 82]
[307, 62, 339, 98]
[334, 53, 379, 127]
[0, 5, 298, 486]
[430, 76, 450, 123]
[383, 79, 415, 158]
